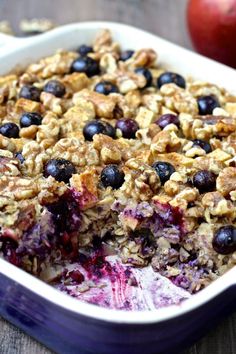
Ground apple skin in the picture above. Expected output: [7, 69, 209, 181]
[187, 0, 236, 68]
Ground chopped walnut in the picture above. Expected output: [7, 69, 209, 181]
[73, 89, 117, 118]
[118, 158, 160, 201]
[202, 192, 235, 217]
[216, 167, 236, 196]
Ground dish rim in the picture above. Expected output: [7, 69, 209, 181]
[0, 21, 236, 325]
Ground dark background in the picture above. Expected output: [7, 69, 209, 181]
[0, 0, 235, 353]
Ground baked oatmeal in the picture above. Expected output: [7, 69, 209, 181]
[0, 29, 236, 308]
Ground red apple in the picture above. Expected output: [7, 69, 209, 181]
[187, 0, 236, 68]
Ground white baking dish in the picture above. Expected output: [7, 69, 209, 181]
[0, 22, 236, 354]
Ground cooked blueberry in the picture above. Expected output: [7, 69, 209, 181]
[83, 120, 104, 141]
[135, 67, 153, 87]
[19, 85, 41, 102]
[20, 112, 43, 128]
[119, 50, 134, 61]
[0, 123, 19, 138]
[78, 44, 93, 56]
[192, 170, 216, 193]
[83, 120, 115, 141]
[116, 118, 139, 139]
[43, 80, 66, 98]
[192, 139, 212, 154]
[213, 225, 236, 255]
[103, 122, 116, 139]
[101, 165, 125, 189]
[152, 161, 175, 185]
[94, 81, 119, 95]
[15, 151, 25, 164]
[157, 72, 186, 89]
[156, 114, 180, 129]
[70, 57, 100, 77]
[197, 95, 220, 115]
[44, 158, 76, 183]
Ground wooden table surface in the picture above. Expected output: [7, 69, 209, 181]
[0, 0, 235, 353]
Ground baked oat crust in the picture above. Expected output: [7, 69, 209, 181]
[0, 29, 236, 296]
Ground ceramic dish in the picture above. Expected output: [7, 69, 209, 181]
[0, 22, 236, 354]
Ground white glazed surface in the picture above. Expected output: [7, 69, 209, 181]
[0, 21, 236, 324]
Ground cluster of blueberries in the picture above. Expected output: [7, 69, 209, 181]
[0, 43, 235, 255]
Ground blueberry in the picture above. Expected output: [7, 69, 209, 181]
[78, 44, 93, 56]
[156, 114, 180, 129]
[70, 57, 100, 77]
[83, 120, 115, 141]
[152, 161, 175, 184]
[19, 85, 41, 102]
[213, 225, 236, 255]
[192, 139, 212, 154]
[20, 112, 43, 128]
[101, 165, 125, 189]
[103, 122, 116, 139]
[44, 158, 76, 183]
[15, 151, 25, 164]
[119, 50, 134, 61]
[43, 80, 66, 98]
[192, 170, 216, 193]
[0, 123, 19, 138]
[197, 95, 220, 115]
[116, 118, 139, 139]
[94, 81, 119, 95]
[135, 67, 153, 87]
[157, 72, 186, 89]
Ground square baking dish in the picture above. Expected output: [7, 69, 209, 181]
[0, 22, 236, 354]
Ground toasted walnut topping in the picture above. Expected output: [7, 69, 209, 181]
[93, 134, 130, 162]
[38, 176, 67, 205]
[118, 158, 160, 201]
[22, 141, 49, 177]
[52, 138, 99, 167]
[20, 125, 38, 139]
[93, 29, 120, 58]
[27, 51, 78, 78]
[36, 116, 59, 148]
[0, 175, 39, 200]
[73, 89, 117, 118]
[164, 180, 180, 196]
[202, 192, 235, 217]
[100, 53, 118, 74]
[40, 92, 63, 115]
[116, 70, 146, 94]
[225, 102, 236, 117]
[142, 93, 162, 113]
[161, 84, 198, 115]
[169, 187, 199, 209]
[0, 156, 20, 176]
[62, 73, 90, 93]
[0, 135, 16, 152]
[101, 146, 122, 164]
[131, 48, 157, 68]
[216, 167, 236, 196]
